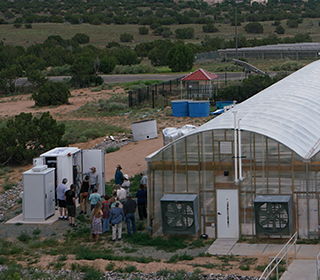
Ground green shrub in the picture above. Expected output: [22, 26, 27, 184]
[3, 183, 15, 191]
[139, 26, 149, 35]
[203, 23, 219, 33]
[239, 265, 250, 270]
[83, 267, 102, 280]
[120, 33, 134, 42]
[157, 268, 174, 276]
[105, 262, 115, 271]
[18, 232, 31, 243]
[47, 65, 71, 76]
[124, 265, 137, 273]
[72, 33, 90, 44]
[33, 228, 41, 235]
[25, 23, 32, 29]
[244, 22, 264, 34]
[32, 81, 71, 106]
[105, 146, 120, 153]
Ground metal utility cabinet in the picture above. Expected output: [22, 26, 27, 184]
[34, 147, 105, 196]
[23, 165, 55, 221]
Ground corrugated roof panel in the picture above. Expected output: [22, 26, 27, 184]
[195, 60, 320, 159]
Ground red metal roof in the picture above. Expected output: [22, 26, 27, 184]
[181, 68, 219, 81]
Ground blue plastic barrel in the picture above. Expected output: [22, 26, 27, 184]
[188, 101, 210, 117]
[171, 100, 190, 117]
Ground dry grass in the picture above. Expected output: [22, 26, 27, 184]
[1, 18, 320, 49]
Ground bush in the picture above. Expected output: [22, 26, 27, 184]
[202, 23, 219, 33]
[139, 26, 149, 35]
[72, 33, 90, 44]
[100, 56, 118, 74]
[244, 22, 263, 34]
[175, 27, 194, 39]
[32, 82, 71, 106]
[120, 33, 134, 42]
[275, 25, 285, 34]
[25, 23, 32, 29]
[287, 19, 298, 28]
[13, 22, 22, 28]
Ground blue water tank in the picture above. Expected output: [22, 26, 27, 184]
[188, 101, 210, 117]
[171, 100, 190, 117]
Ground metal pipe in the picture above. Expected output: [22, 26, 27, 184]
[233, 111, 239, 184]
[306, 162, 310, 239]
[238, 118, 243, 181]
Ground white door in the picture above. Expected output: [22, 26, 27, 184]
[217, 189, 239, 238]
[82, 149, 105, 196]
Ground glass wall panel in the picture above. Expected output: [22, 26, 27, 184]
[280, 171, 293, 194]
[163, 170, 173, 193]
[267, 139, 279, 165]
[279, 145, 292, 165]
[188, 171, 200, 193]
[255, 171, 267, 194]
[175, 172, 187, 193]
[173, 139, 186, 164]
[186, 134, 199, 165]
[163, 146, 172, 162]
[203, 170, 214, 191]
[203, 192, 214, 214]
[268, 171, 280, 194]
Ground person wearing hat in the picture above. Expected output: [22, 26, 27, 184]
[122, 174, 130, 195]
[116, 184, 126, 205]
[115, 164, 124, 185]
[123, 193, 136, 235]
[109, 201, 124, 241]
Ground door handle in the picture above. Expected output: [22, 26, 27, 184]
[218, 211, 222, 215]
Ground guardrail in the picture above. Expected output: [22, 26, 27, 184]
[259, 231, 298, 280]
[317, 252, 320, 280]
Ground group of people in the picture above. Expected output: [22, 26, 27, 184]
[56, 164, 148, 242]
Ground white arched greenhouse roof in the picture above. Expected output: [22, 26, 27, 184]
[147, 60, 320, 161]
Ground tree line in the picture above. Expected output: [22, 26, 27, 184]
[0, 0, 319, 27]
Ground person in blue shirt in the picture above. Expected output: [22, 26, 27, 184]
[114, 164, 124, 185]
[110, 202, 124, 241]
[88, 187, 101, 211]
[135, 183, 147, 220]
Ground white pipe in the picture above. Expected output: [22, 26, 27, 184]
[233, 111, 239, 184]
[238, 118, 243, 181]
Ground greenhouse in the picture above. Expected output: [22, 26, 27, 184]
[146, 60, 320, 239]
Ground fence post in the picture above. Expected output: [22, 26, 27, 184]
[128, 91, 132, 108]
[152, 90, 155, 109]
[155, 84, 157, 96]
[138, 88, 141, 105]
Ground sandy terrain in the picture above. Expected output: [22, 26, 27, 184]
[0, 87, 272, 277]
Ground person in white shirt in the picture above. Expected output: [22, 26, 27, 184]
[56, 178, 68, 220]
[83, 167, 99, 194]
[122, 174, 130, 195]
[116, 184, 127, 205]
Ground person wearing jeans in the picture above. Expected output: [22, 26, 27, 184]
[123, 193, 136, 235]
[109, 202, 124, 241]
[102, 194, 111, 233]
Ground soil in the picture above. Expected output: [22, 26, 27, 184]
[0, 87, 272, 277]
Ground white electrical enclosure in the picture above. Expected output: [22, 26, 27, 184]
[82, 149, 105, 196]
[131, 119, 158, 141]
[23, 165, 55, 221]
[38, 147, 105, 196]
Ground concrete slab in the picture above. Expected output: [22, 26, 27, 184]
[206, 238, 238, 255]
[5, 210, 60, 225]
[262, 244, 300, 257]
[296, 244, 320, 259]
[230, 243, 268, 256]
[280, 260, 317, 280]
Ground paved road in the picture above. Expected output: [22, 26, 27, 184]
[15, 72, 278, 87]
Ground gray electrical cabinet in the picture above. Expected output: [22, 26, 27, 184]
[160, 194, 199, 234]
[23, 165, 55, 221]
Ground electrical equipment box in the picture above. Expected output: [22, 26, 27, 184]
[131, 119, 157, 142]
[35, 147, 105, 196]
[160, 194, 199, 235]
[23, 165, 55, 221]
[254, 195, 292, 236]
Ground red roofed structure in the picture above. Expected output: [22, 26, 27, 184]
[181, 68, 219, 81]
[179, 68, 220, 99]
